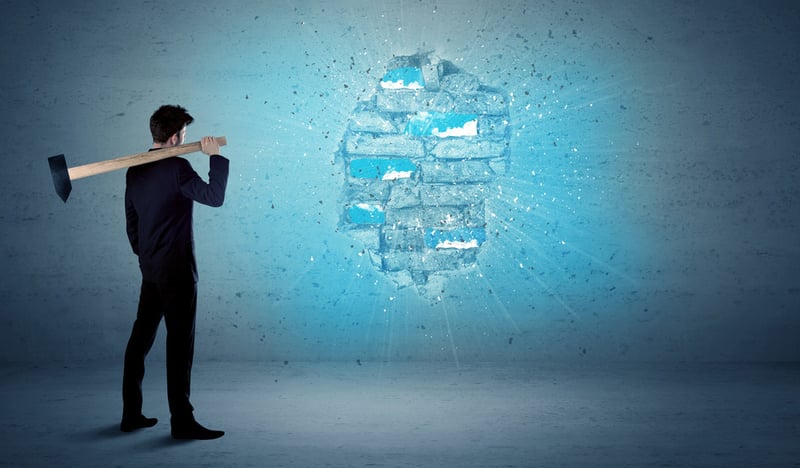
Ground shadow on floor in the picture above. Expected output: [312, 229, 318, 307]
[76, 424, 126, 440]
[74, 423, 192, 449]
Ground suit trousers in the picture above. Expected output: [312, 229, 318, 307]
[122, 279, 197, 422]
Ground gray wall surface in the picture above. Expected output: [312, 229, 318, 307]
[1, 0, 798, 363]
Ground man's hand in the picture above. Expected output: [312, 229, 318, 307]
[200, 136, 221, 156]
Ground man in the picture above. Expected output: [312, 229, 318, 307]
[121, 105, 228, 440]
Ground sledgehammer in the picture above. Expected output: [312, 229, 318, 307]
[48, 136, 227, 202]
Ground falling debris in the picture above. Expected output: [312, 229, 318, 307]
[337, 52, 511, 289]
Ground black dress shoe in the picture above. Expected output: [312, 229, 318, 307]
[171, 419, 224, 440]
[120, 414, 158, 432]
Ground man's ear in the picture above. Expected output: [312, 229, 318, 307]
[169, 133, 179, 146]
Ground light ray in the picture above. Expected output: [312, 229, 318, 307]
[440, 299, 461, 368]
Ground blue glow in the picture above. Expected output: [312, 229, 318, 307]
[349, 158, 417, 179]
[337, 53, 509, 288]
[405, 112, 479, 137]
[424, 228, 487, 249]
[347, 204, 386, 225]
[380, 67, 425, 89]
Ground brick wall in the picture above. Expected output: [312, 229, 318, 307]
[338, 53, 511, 288]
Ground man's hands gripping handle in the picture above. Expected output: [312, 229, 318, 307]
[200, 136, 224, 156]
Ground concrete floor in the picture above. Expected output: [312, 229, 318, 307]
[1, 361, 798, 467]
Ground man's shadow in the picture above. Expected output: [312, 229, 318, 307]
[135, 434, 193, 448]
[80, 424, 124, 440]
[76, 424, 192, 448]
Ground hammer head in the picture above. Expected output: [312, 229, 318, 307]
[48, 154, 72, 202]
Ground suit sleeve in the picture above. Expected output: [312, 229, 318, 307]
[124, 178, 139, 255]
[178, 155, 230, 207]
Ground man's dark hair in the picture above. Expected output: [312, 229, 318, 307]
[150, 105, 194, 143]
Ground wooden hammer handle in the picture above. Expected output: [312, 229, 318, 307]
[68, 136, 227, 180]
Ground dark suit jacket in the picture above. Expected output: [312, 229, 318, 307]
[125, 154, 229, 284]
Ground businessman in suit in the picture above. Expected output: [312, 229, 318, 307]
[121, 105, 228, 440]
